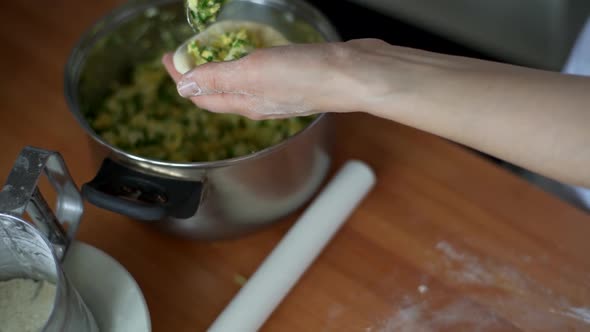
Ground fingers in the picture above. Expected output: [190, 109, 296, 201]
[161, 46, 325, 119]
[179, 59, 250, 97]
[162, 53, 262, 120]
[163, 52, 249, 95]
[162, 53, 182, 82]
[187, 93, 262, 119]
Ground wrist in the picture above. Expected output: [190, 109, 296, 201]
[325, 40, 424, 117]
[348, 42, 471, 122]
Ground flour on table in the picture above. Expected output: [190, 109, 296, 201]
[434, 241, 495, 285]
[372, 297, 502, 332]
[417, 285, 428, 294]
[521, 255, 532, 263]
[555, 307, 590, 325]
[0, 278, 56, 332]
[321, 302, 347, 331]
[327, 303, 345, 320]
[364, 241, 590, 331]
[430, 241, 590, 330]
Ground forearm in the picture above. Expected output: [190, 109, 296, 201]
[360, 45, 590, 187]
[165, 38, 590, 186]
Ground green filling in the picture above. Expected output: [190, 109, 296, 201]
[188, 28, 255, 65]
[84, 21, 314, 163]
[186, 0, 226, 32]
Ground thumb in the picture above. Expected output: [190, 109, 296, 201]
[162, 52, 262, 117]
[175, 57, 249, 97]
[163, 51, 318, 120]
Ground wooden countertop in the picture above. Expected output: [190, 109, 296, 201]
[1, 1, 590, 331]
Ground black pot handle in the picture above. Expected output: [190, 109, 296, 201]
[82, 158, 202, 221]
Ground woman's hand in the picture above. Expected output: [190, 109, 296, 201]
[163, 38, 590, 187]
[162, 39, 397, 120]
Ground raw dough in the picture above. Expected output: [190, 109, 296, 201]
[173, 20, 291, 74]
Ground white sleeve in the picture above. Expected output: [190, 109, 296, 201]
[562, 17, 590, 76]
[562, 16, 590, 209]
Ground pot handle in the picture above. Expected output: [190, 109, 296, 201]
[82, 158, 202, 221]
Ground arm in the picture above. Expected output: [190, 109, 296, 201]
[162, 39, 590, 187]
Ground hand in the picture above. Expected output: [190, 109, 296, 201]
[162, 39, 395, 119]
[163, 36, 590, 187]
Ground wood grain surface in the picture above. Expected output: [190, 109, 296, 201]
[1, 1, 589, 331]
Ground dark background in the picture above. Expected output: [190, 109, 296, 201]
[305, 0, 511, 163]
[303, 1, 590, 211]
[305, 0, 506, 63]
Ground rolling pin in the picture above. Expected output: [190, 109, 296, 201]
[208, 160, 376, 332]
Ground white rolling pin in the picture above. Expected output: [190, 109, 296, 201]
[207, 160, 376, 332]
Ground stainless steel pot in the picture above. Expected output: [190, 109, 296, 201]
[64, 0, 341, 239]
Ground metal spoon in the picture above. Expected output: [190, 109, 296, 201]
[185, 0, 227, 32]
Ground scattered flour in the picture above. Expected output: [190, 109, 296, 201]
[0, 278, 56, 332]
[434, 241, 495, 285]
[434, 241, 542, 293]
[432, 241, 590, 330]
[321, 303, 346, 331]
[418, 285, 428, 294]
[521, 255, 532, 263]
[374, 298, 502, 332]
[559, 307, 590, 324]
[327, 303, 345, 320]
[362, 241, 590, 332]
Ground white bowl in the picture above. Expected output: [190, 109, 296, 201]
[63, 241, 151, 332]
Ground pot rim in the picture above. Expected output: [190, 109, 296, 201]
[64, 0, 340, 169]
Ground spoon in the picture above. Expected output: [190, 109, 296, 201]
[185, 0, 227, 32]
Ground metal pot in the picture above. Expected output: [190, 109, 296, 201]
[64, 0, 341, 239]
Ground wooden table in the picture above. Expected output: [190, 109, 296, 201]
[1, 1, 590, 331]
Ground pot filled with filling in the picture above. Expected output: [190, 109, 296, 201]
[64, 0, 340, 239]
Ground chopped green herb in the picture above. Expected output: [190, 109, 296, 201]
[84, 24, 315, 163]
[187, 28, 255, 65]
[186, 0, 227, 32]
[233, 274, 248, 286]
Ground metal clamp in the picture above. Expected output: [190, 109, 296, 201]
[0, 146, 83, 260]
